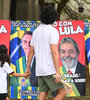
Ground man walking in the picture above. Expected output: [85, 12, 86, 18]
[26, 6, 66, 100]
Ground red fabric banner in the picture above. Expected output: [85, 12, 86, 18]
[53, 20, 85, 66]
[0, 20, 11, 54]
[53, 20, 85, 96]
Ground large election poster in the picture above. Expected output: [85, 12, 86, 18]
[0, 20, 11, 54]
[84, 20, 90, 74]
[53, 20, 86, 96]
[10, 21, 40, 99]
[9, 20, 86, 98]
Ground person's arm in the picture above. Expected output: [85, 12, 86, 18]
[26, 45, 35, 73]
[50, 44, 61, 83]
[11, 72, 30, 77]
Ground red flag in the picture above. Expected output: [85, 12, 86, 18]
[0, 20, 11, 54]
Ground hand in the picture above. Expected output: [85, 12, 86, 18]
[54, 72, 61, 84]
[6, 97, 9, 100]
[25, 69, 31, 79]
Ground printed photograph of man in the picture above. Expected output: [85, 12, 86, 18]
[59, 37, 86, 96]
[16, 31, 38, 87]
[10, 31, 38, 87]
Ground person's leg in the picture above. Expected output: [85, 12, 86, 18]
[39, 92, 48, 100]
[6, 97, 9, 100]
[54, 88, 66, 100]
[38, 76, 49, 100]
[52, 85, 73, 98]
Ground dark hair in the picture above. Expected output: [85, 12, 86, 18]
[22, 31, 32, 39]
[40, 6, 57, 24]
[0, 44, 10, 67]
[59, 37, 80, 55]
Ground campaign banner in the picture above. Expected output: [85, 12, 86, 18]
[84, 20, 90, 74]
[53, 20, 86, 96]
[10, 21, 40, 99]
[0, 20, 11, 54]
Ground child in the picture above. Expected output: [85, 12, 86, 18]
[0, 44, 30, 100]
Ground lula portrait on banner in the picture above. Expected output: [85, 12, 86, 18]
[52, 20, 86, 97]
[59, 37, 86, 96]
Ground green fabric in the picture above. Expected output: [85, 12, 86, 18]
[62, 65, 80, 96]
[38, 75, 64, 92]
[16, 56, 30, 86]
[10, 76, 19, 86]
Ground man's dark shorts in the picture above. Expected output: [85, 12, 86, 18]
[38, 75, 64, 92]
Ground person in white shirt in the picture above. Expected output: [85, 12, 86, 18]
[0, 44, 30, 100]
[26, 6, 66, 100]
